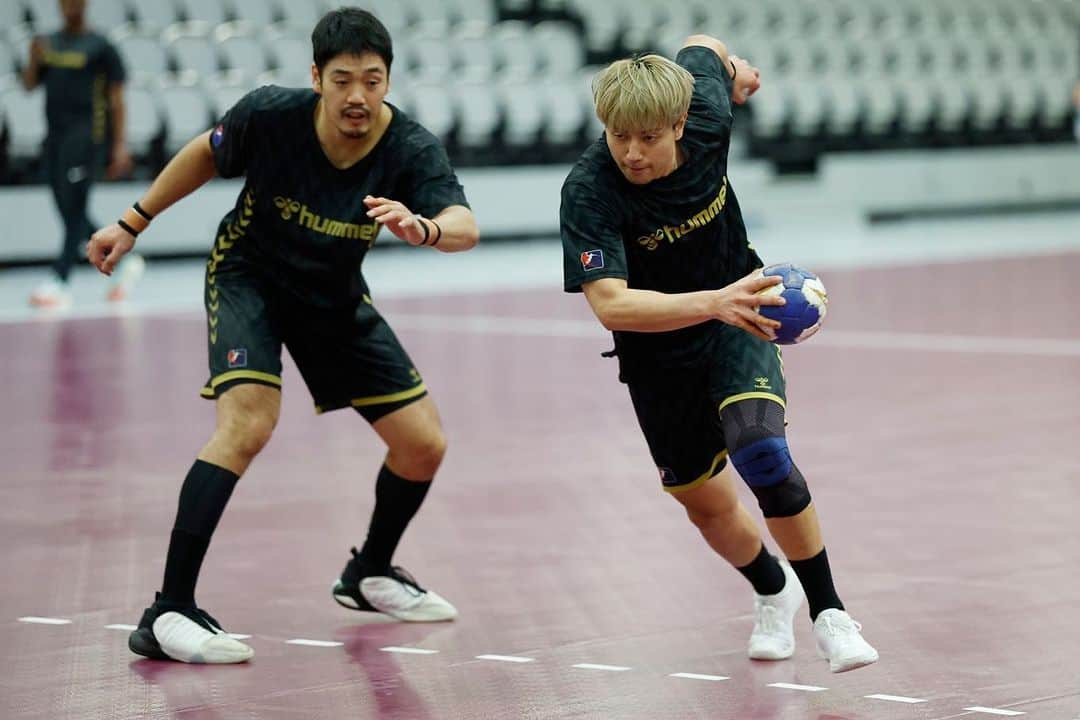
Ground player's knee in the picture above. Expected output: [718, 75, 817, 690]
[219, 411, 277, 460]
[675, 479, 741, 529]
[729, 435, 811, 518]
[396, 429, 447, 479]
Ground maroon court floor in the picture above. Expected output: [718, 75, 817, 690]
[2, 252, 1078, 719]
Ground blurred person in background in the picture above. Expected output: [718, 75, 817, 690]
[87, 7, 477, 664]
[21, 0, 140, 308]
[560, 37, 878, 673]
[1073, 80, 1080, 142]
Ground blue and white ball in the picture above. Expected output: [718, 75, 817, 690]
[757, 263, 828, 345]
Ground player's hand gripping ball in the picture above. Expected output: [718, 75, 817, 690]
[757, 263, 828, 344]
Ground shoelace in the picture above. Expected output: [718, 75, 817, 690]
[348, 547, 427, 593]
[387, 566, 426, 595]
[818, 613, 861, 636]
[753, 600, 780, 634]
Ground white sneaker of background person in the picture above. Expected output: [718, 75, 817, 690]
[813, 608, 879, 672]
[28, 277, 71, 308]
[748, 562, 804, 660]
[106, 253, 146, 302]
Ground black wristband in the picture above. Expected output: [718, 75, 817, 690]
[430, 219, 442, 247]
[117, 219, 140, 238]
[132, 201, 154, 221]
[418, 215, 430, 244]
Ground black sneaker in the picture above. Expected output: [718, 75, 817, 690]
[128, 593, 254, 663]
[331, 548, 458, 622]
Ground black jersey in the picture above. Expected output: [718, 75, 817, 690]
[210, 85, 469, 307]
[39, 30, 125, 143]
[560, 46, 764, 377]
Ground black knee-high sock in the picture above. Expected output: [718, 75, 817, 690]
[789, 547, 844, 621]
[357, 464, 431, 573]
[159, 460, 239, 606]
[736, 543, 787, 596]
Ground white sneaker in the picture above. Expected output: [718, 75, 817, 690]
[129, 598, 253, 664]
[106, 252, 146, 302]
[29, 279, 71, 308]
[748, 561, 805, 660]
[332, 551, 457, 622]
[813, 608, 879, 672]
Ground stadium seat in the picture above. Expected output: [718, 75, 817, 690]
[87, 0, 132, 33]
[215, 33, 268, 78]
[157, 81, 214, 155]
[454, 80, 500, 150]
[125, 83, 163, 157]
[0, 86, 45, 160]
[229, 0, 278, 27]
[130, 0, 181, 33]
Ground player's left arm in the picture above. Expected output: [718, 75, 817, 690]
[363, 197, 478, 252]
[681, 34, 761, 104]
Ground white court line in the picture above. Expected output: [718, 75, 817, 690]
[476, 654, 535, 663]
[389, 313, 1080, 358]
[380, 646, 439, 655]
[285, 639, 343, 648]
[963, 708, 1026, 717]
[866, 693, 928, 704]
[572, 663, 632, 672]
[670, 672, 730, 681]
[18, 616, 71, 625]
[767, 682, 828, 692]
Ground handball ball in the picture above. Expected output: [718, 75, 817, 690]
[757, 263, 828, 345]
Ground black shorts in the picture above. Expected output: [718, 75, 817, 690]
[200, 253, 426, 422]
[626, 329, 786, 493]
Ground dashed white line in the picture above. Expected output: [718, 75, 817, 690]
[865, 693, 927, 704]
[964, 709, 1025, 717]
[18, 617, 71, 625]
[767, 682, 828, 692]
[476, 654, 535, 663]
[285, 639, 343, 648]
[380, 646, 439, 655]
[670, 672, 730, 682]
[105, 624, 137, 631]
[227, 634, 251, 640]
[572, 663, 632, 672]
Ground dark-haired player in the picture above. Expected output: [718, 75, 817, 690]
[88, 7, 477, 663]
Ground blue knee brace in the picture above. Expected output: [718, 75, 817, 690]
[729, 436, 810, 517]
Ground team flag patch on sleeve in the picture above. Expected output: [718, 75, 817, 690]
[580, 249, 604, 271]
[211, 124, 225, 147]
[227, 348, 247, 368]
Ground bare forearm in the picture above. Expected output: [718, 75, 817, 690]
[137, 131, 217, 218]
[109, 89, 126, 151]
[430, 205, 479, 252]
[595, 287, 719, 332]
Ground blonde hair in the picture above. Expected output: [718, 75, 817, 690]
[591, 54, 695, 132]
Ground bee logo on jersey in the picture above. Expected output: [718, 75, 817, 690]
[211, 124, 225, 148]
[581, 249, 604, 271]
[227, 348, 248, 368]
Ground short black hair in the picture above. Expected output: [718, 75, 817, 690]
[311, 7, 393, 76]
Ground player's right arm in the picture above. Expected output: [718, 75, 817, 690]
[582, 274, 784, 341]
[88, 130, 218, 275]
[21, 36, 46, 90]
